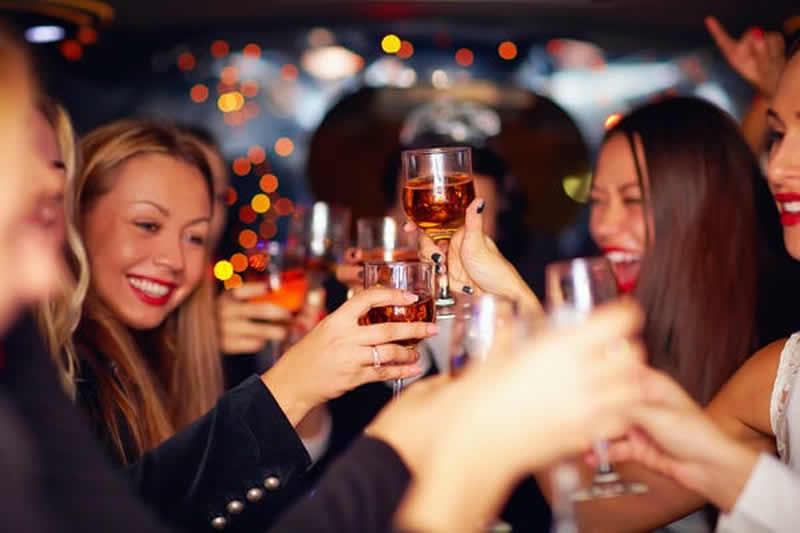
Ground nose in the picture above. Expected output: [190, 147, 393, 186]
[590, 199, 626, 245]
[153, 233, 185, 274]
[768, 130, 800, 192]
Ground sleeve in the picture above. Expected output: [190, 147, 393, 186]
[269, 436, 410, 533]
[717, 453, 800, 533]
[126, 375, 312, 533]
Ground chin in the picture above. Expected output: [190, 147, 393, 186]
[118, 310, 170, 331]
[784, 232, 800, 262]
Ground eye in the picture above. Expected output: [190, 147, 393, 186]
[622, 197, 643, 205]
[185, 233, 206, 246]
[135, 221, 159, 233]
[766, 127, 784, 152]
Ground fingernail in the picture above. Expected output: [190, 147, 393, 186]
[477, 200, 486, 214]
[426, 323, 440, 335]
[462, 285, 474, 295]
[404, 292, 419, 302]
[751, 26, 764, 40]
[432, 253, 443, 264]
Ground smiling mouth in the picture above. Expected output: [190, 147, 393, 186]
[774, 194, 800, 226]
[127, 275, 175, 305]
[603, 250, 642, 293]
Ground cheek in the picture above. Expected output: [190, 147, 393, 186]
[629, 208, 649, 245]
[183, 246, 209, 286]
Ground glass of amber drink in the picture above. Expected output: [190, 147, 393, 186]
[357, 216, 418, 263]
[401, 147, 475, 306]
[360, 261, 436, 397]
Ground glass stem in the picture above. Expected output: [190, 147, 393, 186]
[593, 439, 618, 480]
[393, 378, 404, 398]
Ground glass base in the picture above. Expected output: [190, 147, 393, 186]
[571, 472, 648, 501]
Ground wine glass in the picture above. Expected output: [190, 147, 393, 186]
[356, 216, 418, 263]
[448, 293, 520, 375]
[401, 147, 475, 307]
[288, 201, 351, 289]
[545, 256, 648, 500]
[361, 261, 436, 397]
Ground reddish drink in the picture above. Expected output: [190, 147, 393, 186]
[359, 296, 435, 347]
[402, 173, 475, 241]
[360, 248, 418, 263]
[248, 268, 309, 313]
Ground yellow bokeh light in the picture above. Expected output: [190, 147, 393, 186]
[251, 193, 271, 213]
[274, 137, 294, 157]
[230, 253, 248, 272]
[214, 260, 234, 281]
[381, 34, 402, 54]
[604, 113, 622, 130]
[224, 273, 243, 290]
[260, 174, 278, 193]
[217, 91, 244, 113]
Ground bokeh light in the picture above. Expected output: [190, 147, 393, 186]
[225, 186, 237, 205]
[243, 43, 262, 58]
[280, 64, 299, 81]
[224, 111, 245, 126]
[217, 91, 244, 112]
[260, 174, 279, 193]
[243, 101, 260, 119]
[221, 66, 238, 85]
[78, 26, 98, 45]
[498, 41, 518, 60]
[248, 145, 266, 165]
[604, 113, 622, 130]
[455, 48, 474, 67]
[239, 205, 257, 224]
[232, 157, 251, 176]
[274, 138, 294, 157]
[213, 260, 234, 281]
[241, 80, 259, 98]
[177, 52, 196, 71]
[60, 40, 82, 61]
[224, 273, 243, 290]
[381, 34, 401, 54]
[275, 197, 294, 216]
[190, 84, 209, 103]
[251, 193, 271, 213]
[259, 220, 278, 239]
[397, 40, 414, 59]
[230, 253, 248, 272]
[211, 40, 230, 58]
[238, 229, 258, 248]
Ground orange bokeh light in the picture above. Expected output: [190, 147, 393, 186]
[241, 80, 259, 98]
[78, 26, 98, 45]
[274, 138, 294, 157]
[60, 40, 83, 61]
[260, 174, 279, 193]
[259, 220, 278, 240]
[190, 84, 209, 103]
[280, 64, 299, 81]
[604, 113, 622, 130]
[455, 48, 474, 67]
[225, 186, 237, 205]
[177, 52, 196, 71]
[248, 146, 266, 165]
[498, 41, 518, 60]
[224, 273, 243, 290]
[232, 157, 252, 176]
[221, 66, 238, 85]
[230, 253, 248, 272]
[243, 101, 260, 120]
[397, 40, 414, 59]
[211, 40, 230, 58]
[275, 197, 294, 216]
[238, 229, 258, 249]
[243, 43, 262, 58]
[239, 205, 257, 224]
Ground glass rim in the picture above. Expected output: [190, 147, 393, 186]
[363, 260, 430, 268]
[401, 146, 471, 156]
[546, 255, 613, 269]
[356, 215, 401, 224]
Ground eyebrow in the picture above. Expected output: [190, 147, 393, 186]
[134, 200, 210, 226]
[619, 183, 641, 193]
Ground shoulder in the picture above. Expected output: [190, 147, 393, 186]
[706, 337, 787, 444]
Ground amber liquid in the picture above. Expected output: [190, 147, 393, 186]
[360, 248, 418, 263]
[247, 268, 309, 313]
[402, 173, 476, 241]
[359, 296, 435, 347]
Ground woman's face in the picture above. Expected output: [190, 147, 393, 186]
[766, 52, 800, 260]
[0, 73, 65, 332]
[589, 133, 651, 293]
[82, 154, 211, 330]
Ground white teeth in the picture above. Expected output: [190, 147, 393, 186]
[127, 276, 170, 298]
[605, 251, 641, 264]
[784, 201, 800, 214]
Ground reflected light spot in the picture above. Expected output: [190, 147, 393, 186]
[259, 220, 278, 239]
[78, 26, 98, 45]
[249, 253, 267, 271]
[260, 174, 279, 193]
[562, 173, 592, 203]
[301, 46, 364, 80]
[241, 80, 259, 98]
[211, 40, 230, 58]
[177, 52, 195, 71]
[455, 48, 473, 67]
[397, 40, 414, 59]
[498, 41, 517, 60]
[214, 260, 234, 281]
[233, 157, 251, 176]
[224, 273, 243, 289]
[221, 66, 238, 85]
[275, 197, 294, 216]
[431, 69, 450, 89]
[274, 138, 294, 157]
[381, 34, 401, 54]
[243, 43, 261, 58]
[239, 229, 258, 249]
[251, 193, 271, 214]
[190, 84, 209, 103]
[281, 64, 299, 81]
[604, 113, 622, 130]
[60, 40, 82, 61]
[230, 253, 248, 272]
[225, 186, 237, 205]
[248, 146, 266, 165]
[239, 205, 257, 224]
[25, 25, 65, 43]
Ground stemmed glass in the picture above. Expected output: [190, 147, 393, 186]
[361, 261, 436, 397]
[545, 257, 648, 500]
[401, 147, 475, 307]
[357, 216, 418, 263]
[288, 201, 351, 289]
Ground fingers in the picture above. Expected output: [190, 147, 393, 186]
[221, 335, 271, 355]
[705, 16, 737, 59]
[336, 264, 363, 288]
[228, 281, 270, 300]
[222, 319, 289, 343]
[463, 197, 485, 235]
[416, 230, 443, 264]
[339, 287, 420, 316]
[357, 321, 439, 346]
[360, 362, 425, 384]
[344, 247, 362, 265]
[367, 345, 421, 367]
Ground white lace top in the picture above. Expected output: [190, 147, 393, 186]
[716, 334, 800, 532]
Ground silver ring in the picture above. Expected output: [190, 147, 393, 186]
[371, 346, 381, 368]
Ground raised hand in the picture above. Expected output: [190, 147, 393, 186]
[216, 282, 292, 354]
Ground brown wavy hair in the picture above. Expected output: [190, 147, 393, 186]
[75, 119, 223, 463]
[603, 97, 759, 405]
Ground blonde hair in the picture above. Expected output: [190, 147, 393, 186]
[33, 98, 91, 399]
[75, 119, 223, 463]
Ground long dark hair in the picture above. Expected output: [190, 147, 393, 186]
[604, 97, 759, 405]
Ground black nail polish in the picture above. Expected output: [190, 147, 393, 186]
[477, 200, 486, 214]
[462, 285, 474, 294]
[432, 253, 443, 264]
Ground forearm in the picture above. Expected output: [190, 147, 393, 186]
[740, 94, 770, 156]
[692, 438, 759, 512]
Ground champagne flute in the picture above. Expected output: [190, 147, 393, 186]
[401, 147, 475, 307]
[361, 261, 436, 397]
[545, 257, 648, 500]
[357, 216, 418, 263]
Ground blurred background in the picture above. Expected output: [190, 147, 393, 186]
[5, 0, 797, 286]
